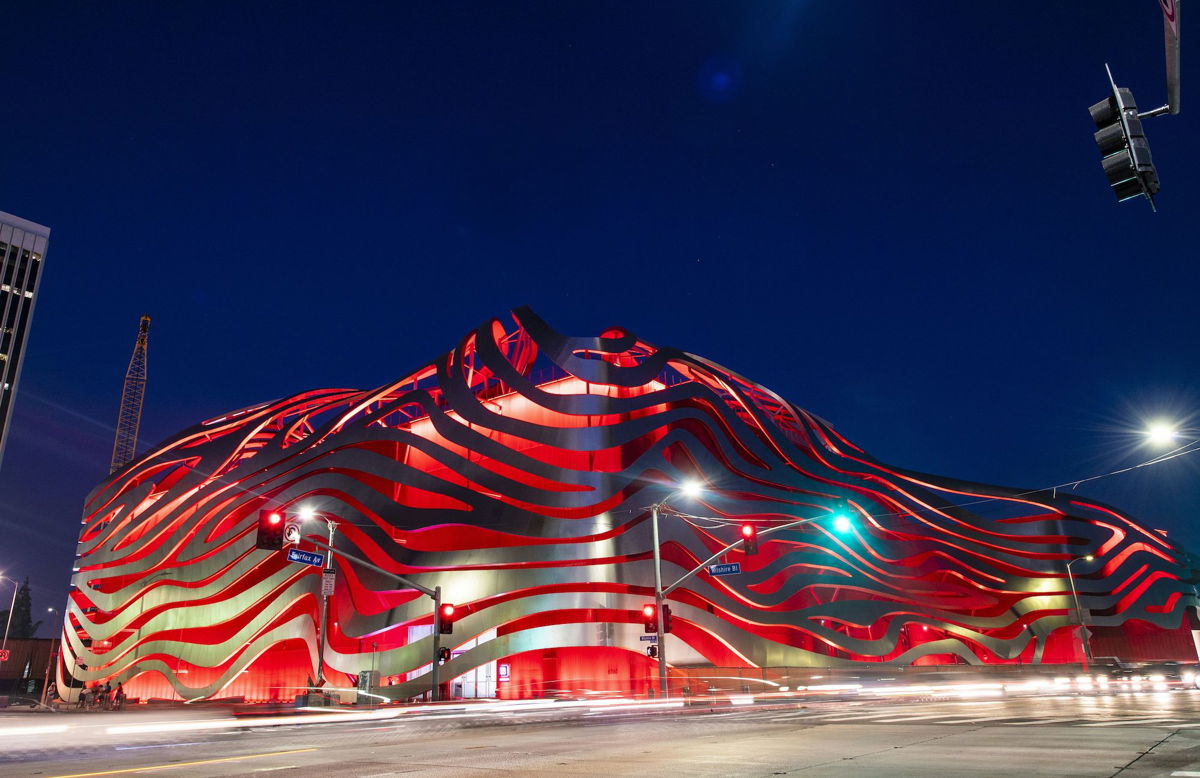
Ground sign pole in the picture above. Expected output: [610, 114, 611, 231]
[651, 505, 668, 698]
[316, 520, 337, 687]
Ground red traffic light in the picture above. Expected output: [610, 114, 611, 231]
[255, 509, 285, 550]
[741, 524, 758, 555]
[438, 603, 456, 634]
[641, 603, 657, 633]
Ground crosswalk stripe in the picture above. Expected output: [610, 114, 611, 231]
[1004, 718, 1080, 725]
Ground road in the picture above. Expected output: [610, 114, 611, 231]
[7, 691, 1200, 777]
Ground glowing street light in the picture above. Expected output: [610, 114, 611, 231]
[1146, 422, 1178, 446]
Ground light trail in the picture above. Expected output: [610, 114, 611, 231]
[47, 748, 317, 777]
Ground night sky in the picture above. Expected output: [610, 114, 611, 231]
[1, 2, 1196, 633]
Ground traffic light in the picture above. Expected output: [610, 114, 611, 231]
[641, 603, 657, 633]
[646, 645, 658, 659]
[833, 513, 854, 534]
[741, 524, 758, 555]
[438, 603, 456, 634]
[661, 604, 673, 634]
[256, 510, 285, 550]
[1089, 65, 1159, 204]
[438, 647, 451, 663]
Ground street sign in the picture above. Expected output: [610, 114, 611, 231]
[640, 635, 658, 642]
[321, 569, 336, 596]
[286, 548, 325, 567]
[708, 562, 741, 577]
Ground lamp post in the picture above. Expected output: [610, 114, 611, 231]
[0, 574, 18, 654]
[296, 505, 338, 687]
[649, 481, 704, 698]
[40, 608, 59, 707]
[1066, 554, 1095, 669]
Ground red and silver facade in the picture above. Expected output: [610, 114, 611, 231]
[63, 308, 1199, 701]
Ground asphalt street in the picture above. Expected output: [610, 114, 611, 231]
[8, 691, 1200, 777]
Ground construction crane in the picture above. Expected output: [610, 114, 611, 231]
[110, 314, 150, 474]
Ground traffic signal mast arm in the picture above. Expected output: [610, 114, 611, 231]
[1134, 0, 1183, 118]
[304, 537, 448, 700]
[659, 512, 847, 598]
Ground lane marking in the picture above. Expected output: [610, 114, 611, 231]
[925, 716, 1017, 724]
[1170, 772, 1200, 776]
[861, 714, 968, 722]
[769, 712, 863, 722]
[46, 748, 317, 777]
[1081, 718, 1182, 727]
[0, 724, 70, 737]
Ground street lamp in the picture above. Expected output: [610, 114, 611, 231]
[295, 504, 338, 686]
[1066, 554, 1095, 669]
[41, 607, 60, 707]
[1145, 422, 1179, 446]
[0, 573, 18, 655]
[649, 481, 704, 698]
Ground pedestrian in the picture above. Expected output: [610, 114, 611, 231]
[114, 682, 126, 711]
[102, 681, 113, 710]
[77, 685, 89, 710]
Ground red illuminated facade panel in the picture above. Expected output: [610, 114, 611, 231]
[61, 308, 1199, 701]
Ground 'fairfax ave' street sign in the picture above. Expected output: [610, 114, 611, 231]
[287, 548, 325, 567]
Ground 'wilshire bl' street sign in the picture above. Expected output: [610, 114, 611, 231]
[708, 562, 741, 577]
[287, 548, 325, 567]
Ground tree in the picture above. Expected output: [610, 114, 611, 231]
[0, 577, 41, 640]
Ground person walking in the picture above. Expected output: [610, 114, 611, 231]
[114, 682, 126, 711]
[102, 681, 113, 710]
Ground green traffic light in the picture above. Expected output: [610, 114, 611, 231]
[832, 514, 853, 534]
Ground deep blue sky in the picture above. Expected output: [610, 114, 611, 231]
[1, 2, 1196, 631]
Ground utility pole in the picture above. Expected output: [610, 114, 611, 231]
[110, 315, 150, 473]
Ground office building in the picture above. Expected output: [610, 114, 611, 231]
[0, 211, 50, 470]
